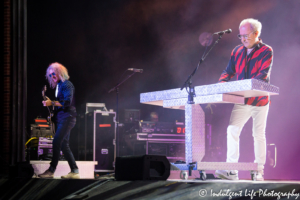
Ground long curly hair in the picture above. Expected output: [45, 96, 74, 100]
[45, 62, 70, 88]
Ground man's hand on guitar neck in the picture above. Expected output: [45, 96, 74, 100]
[42, 96, 62, 107]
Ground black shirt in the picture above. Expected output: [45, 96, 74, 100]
[55, 80, 77, 120]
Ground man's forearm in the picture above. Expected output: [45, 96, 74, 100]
[53, 101, 63, 107]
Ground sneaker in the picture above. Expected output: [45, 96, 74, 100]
[251, 171, 264, 181]
[61, 172, 80, 179]
[215, 170, 239, 180]
[38, 170, 54, 178]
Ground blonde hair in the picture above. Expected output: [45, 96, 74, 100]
[239, 18, 262, 37]
[46, 62, 70, 88]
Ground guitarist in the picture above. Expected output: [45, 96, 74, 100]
[38, 62, 79, 179]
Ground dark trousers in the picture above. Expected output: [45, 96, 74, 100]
[49, 116, 78, 173]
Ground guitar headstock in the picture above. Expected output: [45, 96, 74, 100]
[42, 85, 47, 100]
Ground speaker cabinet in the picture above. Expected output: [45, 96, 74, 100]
[115, 155, 170, 180]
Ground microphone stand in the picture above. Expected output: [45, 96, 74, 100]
[180, 34, 224, 104]
[179, 34, 225, 170]
[108, 71, 138, 157]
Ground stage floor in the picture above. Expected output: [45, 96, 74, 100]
[1, 176, 300, 200]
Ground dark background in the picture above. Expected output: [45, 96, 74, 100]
[27, 0, 300, 180]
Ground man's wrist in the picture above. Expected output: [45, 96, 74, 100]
[51, 101, 55, 106]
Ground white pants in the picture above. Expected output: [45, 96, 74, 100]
[226, 104, 269, 172]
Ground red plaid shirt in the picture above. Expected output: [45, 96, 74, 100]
[218, 39, 273, 106]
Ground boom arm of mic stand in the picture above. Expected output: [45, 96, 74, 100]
[180, 59, 203, 90]
[202, 35, 223, 61]
[180, 35, 223, 91]
[108, 72, 136, 93]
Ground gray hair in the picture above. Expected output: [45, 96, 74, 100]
[239, 18, 262, 37]
[45, 62, 70, 88]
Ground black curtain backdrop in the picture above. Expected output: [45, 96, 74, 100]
[27, 0, 300, 180]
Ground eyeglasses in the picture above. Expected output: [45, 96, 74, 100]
[49, 72, 56, 77]
[237, 30, 256, 39]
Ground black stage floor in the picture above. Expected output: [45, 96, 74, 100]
[1, 176, 300, 200]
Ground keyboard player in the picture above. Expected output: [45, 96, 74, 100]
[215, 18, 273, 181]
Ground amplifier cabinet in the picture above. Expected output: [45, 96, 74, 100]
[31, 124, 52, 137]
[147, 142, 185, 161]
[121, 133, 185, 161]
[30, 145, 53, 160]
[29, 137, 63, 160]
[93, 111, 116, 172]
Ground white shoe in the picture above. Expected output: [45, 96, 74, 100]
[215, 170, 239, 180]
[61, 172, 80, 179]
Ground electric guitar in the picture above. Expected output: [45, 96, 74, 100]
[42, 85, 55, 135]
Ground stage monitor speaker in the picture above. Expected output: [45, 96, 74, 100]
[115, 155, 170, 180]
[9, 162, 34, 178]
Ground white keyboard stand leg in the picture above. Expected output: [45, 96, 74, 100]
[184, 104, 205, 164]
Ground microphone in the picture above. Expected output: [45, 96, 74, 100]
[214, 29, 232, 35]
[128, 68, 143, 73]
